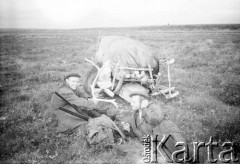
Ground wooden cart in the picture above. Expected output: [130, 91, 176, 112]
[85, 57, 179, 105]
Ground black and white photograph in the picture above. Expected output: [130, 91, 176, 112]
[0, 0, 240, 163]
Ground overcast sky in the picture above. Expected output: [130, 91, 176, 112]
[0, 0, 240, 29]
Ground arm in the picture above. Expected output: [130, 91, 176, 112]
[59, 87, 98, 110]
[75, 86, 91, 98]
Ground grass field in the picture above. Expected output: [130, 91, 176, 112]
[0, 24, 240, 163]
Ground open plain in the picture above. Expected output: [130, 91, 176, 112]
[0, 25, 240, 163]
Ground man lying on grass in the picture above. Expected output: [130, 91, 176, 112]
[127, 95, 187, 161]
[50, 73, 118, 135]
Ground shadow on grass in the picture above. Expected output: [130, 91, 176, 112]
[211, 114, 240, 161]
[217, 82, 240, 106]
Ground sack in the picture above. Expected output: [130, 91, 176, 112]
[96, 36, 158, 69]
[86, 115, 125, 145]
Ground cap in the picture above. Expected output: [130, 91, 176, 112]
[64, 73, 81, 80]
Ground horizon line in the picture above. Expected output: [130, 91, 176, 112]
[0, 23, 240, 30]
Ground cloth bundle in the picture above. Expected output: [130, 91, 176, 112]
[96, 36, 158, 69]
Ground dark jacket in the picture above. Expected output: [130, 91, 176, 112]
[131, 104, 186, 162]
[50, 82, 99, 132]
[132, 103, 185, 142]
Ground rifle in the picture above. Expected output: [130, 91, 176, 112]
[58, 107, 89, 121]
[55, 92, 91, 119]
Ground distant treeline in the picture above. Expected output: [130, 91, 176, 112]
[0, 24, 240, 32]
[136, 24, 240, 31]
